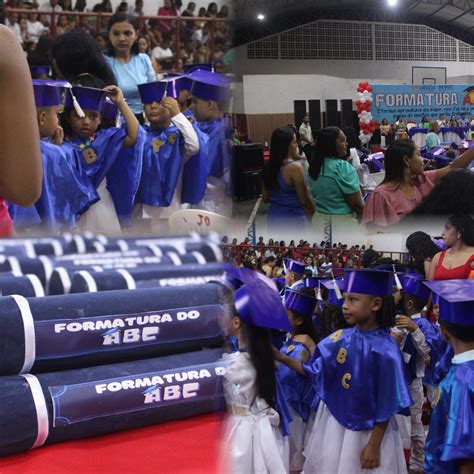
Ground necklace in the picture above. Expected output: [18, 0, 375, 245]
[74, 135, 95, 149]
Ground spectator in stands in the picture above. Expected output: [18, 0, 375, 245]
[27, 10, 48, 44]
[116, 1, 128, 13]
[363, 139, 474, 227]
[151, 32, 174, 68]
[59, 0, 72, 9]
[181, 2, 195, 16]
[56, 13, 75, 35]
[129, 0, 143, 16]
[217, 4, 229, 18]
[308, 127, 364, 220]
[0, 26, 43, 235]
[157, 0, 178, 34]
[299, 113, 314, 161]
[94, 32, 108, 51]
[6, 11, 22, 44]
[425, 121, 441, 151]
[52, 31, 116, 84]
[74, 0, 87, 11]
[92, 0, 112, 12]
[261, 256, 276, 277]
[104, 13, 156, 122]
[206, 2, 218, 17]
[262, 127, 315, 232]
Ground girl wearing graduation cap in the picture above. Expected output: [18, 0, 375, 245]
[422, 279, 474, 474]
[61, 75, 141, 234]
[278, 287, 318, 473]
[275, 269, 412, 473]
[220, 271, 292, 473]
[135, 76, 208, 232]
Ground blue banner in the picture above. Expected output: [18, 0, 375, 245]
[35, 304, 225, 359]
[371, 84, 474, 123]
[49, 360, 227, 426]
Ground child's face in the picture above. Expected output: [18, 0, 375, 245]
[69, 109, 102, 139]
[144, 101, 170, 126]
[392, 287, 402, 306]
[284, 270, 296, 287]
[39, 106, 60, 138]
[285, 308, 302, 330]
[191, 97, 214, 122]
[342, 293, 381, 327]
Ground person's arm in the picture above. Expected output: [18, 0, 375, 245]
[360, 421, 388, 469]
[435, 145, 474, 182]
[345, 191, 364, 218]
[396, 316, 430, 357]
[103, 85, 139, 149]
[273, 346, 305, 375]
[0, 26, 42, 206]
[288, 163, 315, 220]
[427, 252, 441, 281]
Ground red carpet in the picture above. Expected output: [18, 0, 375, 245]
[0, 412, 224, 474]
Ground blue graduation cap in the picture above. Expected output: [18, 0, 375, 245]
[184, 63, 214, 74]
[423, 279, 474, 326]
[30, 65, 52, 77]
[64, 85, 107, 112]
[221, 265, 277, 292]
[321, 278, 344, 307]
[102, 97, 118, 121]
[32, 79, 71, 108]
[188, 70, 232, 101]
[138, 77, 180, 104]
[234, 279, 292, 332]
[284, 288, 316, 317]
[343, 269, 394, 297]
[303, 276, 329, 288]
[402, 274, 431, 301]
[284, 258, 306, 275]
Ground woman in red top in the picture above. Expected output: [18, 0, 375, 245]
[0, 26, 43, 236]
[428, 215, 474, 281]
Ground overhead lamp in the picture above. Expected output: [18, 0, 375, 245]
[257, 13, 265, 20]
[387, 0, 398, 6]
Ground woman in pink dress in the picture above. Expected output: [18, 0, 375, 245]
[363, 139, 474, 227]
[0, 26, 43, 236]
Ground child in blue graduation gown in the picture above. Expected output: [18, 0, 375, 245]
[275, 269, 412, 474]
[61, 76, 140, 234]
[220, 268, 292, 474]
[423, 280, 474, 474]
[278, 287, 318, 472]
[9, 80, 98, 232]
[188, 69, 233, 217]
[392, 275, 439, 473]
[135, 76, 207, 233]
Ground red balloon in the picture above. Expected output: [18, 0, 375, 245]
[367, 85, 373, 92]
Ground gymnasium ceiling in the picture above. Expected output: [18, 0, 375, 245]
[231, 0, 474, 46]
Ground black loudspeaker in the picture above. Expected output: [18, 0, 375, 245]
[308, 100, 321, 130]
[340, 100, 354, 129]
[293, 100, 307, 127]
[325, 100, 339, 127]
[232, 144, 264, 200]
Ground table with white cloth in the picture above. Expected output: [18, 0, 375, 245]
[408, 126, 474, 147]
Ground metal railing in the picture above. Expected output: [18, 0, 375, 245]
[6, 7, 230, 70]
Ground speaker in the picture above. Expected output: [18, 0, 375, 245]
[325, 100, 339, 127]
[293, 100, 307, 128]
[340, 100, 354, 130]
[308, 100, 321, 130]
[232, 144, 264, 200]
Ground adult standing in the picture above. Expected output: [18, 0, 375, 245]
[308, 127, 364, 220]
[299, 113, 313, 160]
[0, 26, 42, 235]
[406, 231, 443, 277]
[157, 0, 178, 35]
[428, 215, 474, 281]
[104, 13, 156, 122]
[262, 127, 315, 233]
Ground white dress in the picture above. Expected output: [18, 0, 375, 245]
[303, 403, 407, 474]
[221, 351, 289, 474]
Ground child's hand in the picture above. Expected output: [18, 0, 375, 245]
[390, 329, 403, 344]
[103, 85, 125, 106]
[360, 442, 381, 469]
[162, 97, 181, 118]
[425, 354, 431, 367]
[272, 345, 282, 361]
[51, 126, 64, 146]
[395, 315, 418, 333]
[293, 334, 316, 354]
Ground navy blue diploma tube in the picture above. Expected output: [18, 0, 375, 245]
[0, 283, 229, 375]
[69, 263, 225, 293]
[0, 348, 226, 457]
[0, 274, 44, 297]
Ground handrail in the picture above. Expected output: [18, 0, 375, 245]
[6, 7, 230, 70]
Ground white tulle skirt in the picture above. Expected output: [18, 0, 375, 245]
[288, 408, 308, 471]
[303, 403, 407, 474]
[78, 179, 121, 235]
[221, 407, 289, 474]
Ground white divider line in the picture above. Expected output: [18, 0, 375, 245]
[11, 294, 36, 374]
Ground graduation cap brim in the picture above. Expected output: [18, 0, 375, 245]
[402, 274, 431, 301]
[284, 289, 317, 317]
[284, 259, 306, 275]
[64, 85, 107, 112]
[188, 70, 232, 101]
[343, 269, 394, 297]
[32, 79, 72, 108]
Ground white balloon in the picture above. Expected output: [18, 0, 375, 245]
[360, 98, 366, 104]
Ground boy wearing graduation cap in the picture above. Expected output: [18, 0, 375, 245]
[423, 279, 474, 474]
[136, 76, 208, 232]
[8, 80, 98, 232]
[282, 258, 307, 296]
[187, 68, 233, 217]
[165, 72, 194, 119]
[275, 269, 412, 473]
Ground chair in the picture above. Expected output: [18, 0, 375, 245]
[168, 209, 233, 235]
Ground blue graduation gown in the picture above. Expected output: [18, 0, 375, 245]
[424, 358, 474, 473]
[278, 340, 317, 420]
[137, 122, 208, 207]
[303, 327, 412, 431]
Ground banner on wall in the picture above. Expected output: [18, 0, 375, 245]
[371, 84, 474, 122]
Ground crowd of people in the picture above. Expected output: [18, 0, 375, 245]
[221, 214, 474, 473]
[5, 0, 231, 77]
